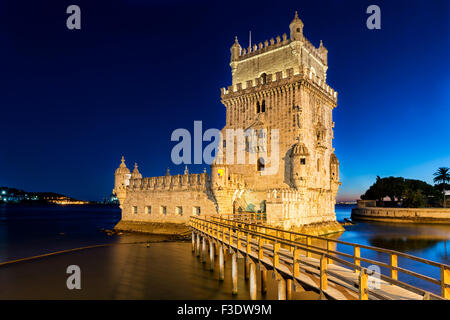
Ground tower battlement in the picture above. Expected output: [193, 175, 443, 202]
[233, 33, 327, 67]
[221, 67, 337, 103]
[128, 172, 211, 191]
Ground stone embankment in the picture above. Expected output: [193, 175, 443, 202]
[352, 201, 450, 224]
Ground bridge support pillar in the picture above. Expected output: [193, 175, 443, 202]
[277, 278, 286, 300]
[232, 252, 238, 295]
[202, 237, 207, 263]
[249, 262, 257, 300]
[244, 257, 250, 280]
[196, 233, 200, 257]
[209, 240, 214, 271]
[260, 268, 267, 294]
[286, 279, 292, 300]
[219, 245, 224, 280]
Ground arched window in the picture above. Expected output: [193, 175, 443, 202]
[256, 101, 260, 113]
[257, 158, 265, 172]
[261, 100, 266, 112]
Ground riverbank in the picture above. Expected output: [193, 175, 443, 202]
[351, 207, 450, 224]
[114, 220, 191, 236]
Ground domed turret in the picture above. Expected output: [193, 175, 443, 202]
[131, 163, 142, 180]
[319, 40, 328, 65]
[289, 11, 304, 41]
[292, 142, 309, 156]
[113, 156, 131, 208]
[291, 142, 309, 188]
[115, 156, 130, 175]
[230, 36, 241, 61]
[330, 153, 339, 182]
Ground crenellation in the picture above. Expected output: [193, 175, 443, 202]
[221, 70, 337, 103]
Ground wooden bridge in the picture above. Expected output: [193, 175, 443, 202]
[189, 215, 450, 300]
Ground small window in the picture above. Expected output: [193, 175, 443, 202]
[145, 206, 151, 214]
[261, 73, 267, 84]
[300, 158, 306, 165]
[256, 101, 261, 113]
[193, 206, 201, 216]
[132, 206, 138, 214]
[261, 100, 266, 112]
[223, 140, 226, 148]
[176, 206, 183, 216]
[296, 28, 300, 32]
[160, 206, 167, 215]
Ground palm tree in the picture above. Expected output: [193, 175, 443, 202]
[433, 167, 450, 208]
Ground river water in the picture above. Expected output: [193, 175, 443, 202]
[0, 204, 448, 299]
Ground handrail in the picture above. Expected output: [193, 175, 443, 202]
[208, 214, 445, 268]
[189, 215, 449, 300]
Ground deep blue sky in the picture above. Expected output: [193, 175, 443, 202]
[0, 0, 448, 201]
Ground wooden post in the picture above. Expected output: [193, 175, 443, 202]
[258, 237, 264, 261]
[273, 242, 280, 268]
[246, 233, 251, 254]
[320, 254, 328, 292]
[249, 262, 257, 300]
[306, 237, 312, 258]
[354, 246, 360, 273]
[390, 253, 398, 280]
[202, 237, 207, 263]
[222, 227, 226, 244]
[327, 240, 333, 264]
[232, 252, 238, 295]
[277, 277, 286, 300]
[196, 233, 200, 257]
[237, 231, 241, 250]
[219, 245, 224, 280]
[286, 279, 292, 300]
[244, 257, 250, 280]
[359, 269, 368, 300]
[293, 248, 300, 278]
[260, 268, 267, 294]
[441, 266, 450, 299]
[192, 231, 195, 252]
[209, 240, 214, 271]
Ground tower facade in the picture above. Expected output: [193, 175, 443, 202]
[212, 12, 341, 229]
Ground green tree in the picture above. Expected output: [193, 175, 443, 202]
[361, 176, 439, 208]
[433, 167, 449, 208]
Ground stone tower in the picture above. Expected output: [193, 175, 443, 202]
[112, 12, 342, 235]
[213, 12, 341, 230]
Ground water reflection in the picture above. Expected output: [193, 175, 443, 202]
[369, 237, 439, 252]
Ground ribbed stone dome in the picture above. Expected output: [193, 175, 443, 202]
[115, 156, 130, 175]
[131, 163, 142, 179]
[292, 142, 309, 156]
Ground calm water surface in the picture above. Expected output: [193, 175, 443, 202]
[0, 204, 448, 299]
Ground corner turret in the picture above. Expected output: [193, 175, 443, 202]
[289, 11, 304, 41]
[131, 163, 143, 180]
[113, 156, 131, 208]
[291, 142, 309, 188]
[230, 36, 241, 62]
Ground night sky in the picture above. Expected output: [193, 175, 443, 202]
[0, 0, 448, 201]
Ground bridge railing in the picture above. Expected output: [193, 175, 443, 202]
[190, 215, 449, 300]
[218, 213, 266, 224]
